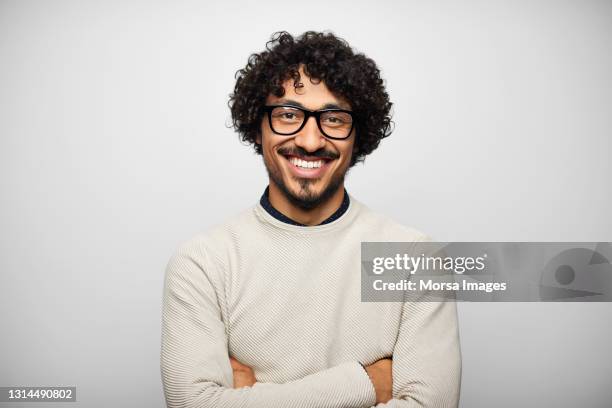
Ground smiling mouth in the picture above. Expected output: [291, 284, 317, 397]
[280, 153, 335, 175]
[287, 156, 326, 169]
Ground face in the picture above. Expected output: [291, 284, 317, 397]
[257, 68, 356, 210]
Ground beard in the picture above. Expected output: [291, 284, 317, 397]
[263, 150, 347, 211]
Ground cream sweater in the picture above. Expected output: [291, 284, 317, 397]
[160, 196, 461, 407]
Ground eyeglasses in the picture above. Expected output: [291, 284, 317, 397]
[263, 105, 355, 140]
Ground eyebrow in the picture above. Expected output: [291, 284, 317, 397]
[274, 98, 350, 111]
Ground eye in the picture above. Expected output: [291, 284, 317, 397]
[271, 107, 303, 122]
[321, 111, 352, 126]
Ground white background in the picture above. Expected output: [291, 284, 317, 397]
[1, 0, 611, 406]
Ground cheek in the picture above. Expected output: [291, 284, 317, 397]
[262, 137, 287, 167]
[258, 119, 274, 148]
[339, 142, 356, 164]
[259, 128, 275, 155]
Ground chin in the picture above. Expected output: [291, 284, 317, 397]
[282, 176, 343, 211]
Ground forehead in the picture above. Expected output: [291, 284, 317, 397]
[266, 73, 352, 111]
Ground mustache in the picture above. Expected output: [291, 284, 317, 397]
[277, 146, 340, 160]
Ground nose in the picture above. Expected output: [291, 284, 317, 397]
[293, 116, 326, 153]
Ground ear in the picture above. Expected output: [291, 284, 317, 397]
[255, 132, 262, 145]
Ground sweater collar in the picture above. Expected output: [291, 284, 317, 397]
[259, 186, 351, 227]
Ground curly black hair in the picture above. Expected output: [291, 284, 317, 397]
[228, 30, 393, 166]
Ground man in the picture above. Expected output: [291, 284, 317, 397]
[161, 31, 461, 407]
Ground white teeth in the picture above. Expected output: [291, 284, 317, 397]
[289, 157, 324, 169]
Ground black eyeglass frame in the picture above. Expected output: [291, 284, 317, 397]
[263, 105, 356, 140]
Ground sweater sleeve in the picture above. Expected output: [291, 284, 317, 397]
[373, 297, 462, 408]
[160, 245, 377, 408]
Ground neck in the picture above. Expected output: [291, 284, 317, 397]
[268, 182, 346, 226]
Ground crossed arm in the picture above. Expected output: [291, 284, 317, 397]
[161, 248, 461, 408]
[231, 356, 393, 404]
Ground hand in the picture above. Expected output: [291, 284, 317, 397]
[230, 357, 256, 388]
[365, 358, 393, 404]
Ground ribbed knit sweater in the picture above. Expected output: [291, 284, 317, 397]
[160, 195, 461, 408]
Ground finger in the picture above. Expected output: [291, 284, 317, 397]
[229, 357, 243, 370]
[230, 357, 252, 372]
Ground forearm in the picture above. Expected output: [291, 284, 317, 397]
[162, 361, 375, 408]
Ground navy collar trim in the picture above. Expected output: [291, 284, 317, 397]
[259, 187, 351, 227]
